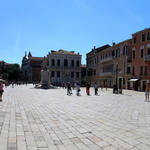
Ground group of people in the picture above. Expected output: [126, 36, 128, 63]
[66, 82, 81, 96]
[66, 82, 100, 96]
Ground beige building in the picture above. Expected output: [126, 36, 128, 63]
[86, 45, 111, 85]
[111, 39, 133, 89]
[47, 49, 81, 85]
[86, 40, 133, 89]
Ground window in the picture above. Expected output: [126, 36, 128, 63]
[140, 49, 144, 58]
[57, 59, 60, 66]
[132, 67, 135, 75]
[144, 66, 148, 76]
[142, 34, 145, 42]
[76, 72, 79, 78]
[123, 78, 125, 84]
[123, 46, 127, 56]
[76, 60, 80, 67]
[51, 71, 55, 77]
[88, 71, 92, 76]
[97, 56, 99, 63]
[94, 58, 96, 64]
[94, 70, 96, 75]
[71, 60, 74, 67]
[112, 50, 115, 57]
[133, 37, 136, 44]
[132, 50, 136, 59]
[123, 62, 126, 74]
[64, 59, 68, 67]
[147, 32, 150, 40]
[57, 72, 60, 77]
[140, 66, 143, 75]
[127, 67, 131, 74]
[115, 49, 118, 57]
[71, 72, 74, 78]
[52, 59, 55, 66]
[147, 48, 150, 55]
[116, 49, 120, 57]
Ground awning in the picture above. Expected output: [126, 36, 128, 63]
[129, 79, 139, 82]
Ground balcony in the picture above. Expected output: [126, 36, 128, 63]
[100, 72, 114, 76]
[101, 56, 113, 63]
[144, 55, 150, 61]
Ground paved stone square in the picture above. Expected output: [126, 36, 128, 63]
[0, 84, 150, 150]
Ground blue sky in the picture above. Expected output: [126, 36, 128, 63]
[0, 0, 150, 65]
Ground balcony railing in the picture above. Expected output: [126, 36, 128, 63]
[144, 55, 150, 61]
[100, 72, 114, 76]
[101, 56, 113, 63]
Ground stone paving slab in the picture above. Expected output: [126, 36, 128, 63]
[0, 84, 150, 150]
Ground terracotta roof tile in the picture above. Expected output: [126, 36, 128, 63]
[51, 50, 81, 56]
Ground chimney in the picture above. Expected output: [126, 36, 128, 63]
[94, 46, 96, 49]
[112, 42, 116, 46]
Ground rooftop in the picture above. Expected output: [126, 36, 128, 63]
[87, 44, 111, 55]
[29, 57, 44, 61]
[132, 28, 150, 35]
[50, 49, 81, 56]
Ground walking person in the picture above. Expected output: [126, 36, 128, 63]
[86, 83, 90, 95]
[0, 80, 4, 101]
[100, 84, 103, 91]
[145, 83, 150, 101]
[94, 82, 98, 95]
[76, 82, 80, 96]
[105, 82, 108, 91]
[67, 82, 72, 96]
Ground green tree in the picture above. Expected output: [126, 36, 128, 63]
[8, 64, 22, 81]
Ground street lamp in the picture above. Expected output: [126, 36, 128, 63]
[113, 63, 118, 94]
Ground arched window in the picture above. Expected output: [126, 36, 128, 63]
[123, 45, 127, 56]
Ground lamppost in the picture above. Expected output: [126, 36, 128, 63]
[113, 63, 118, 94]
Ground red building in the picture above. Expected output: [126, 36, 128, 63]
[132, 28, 150, 90]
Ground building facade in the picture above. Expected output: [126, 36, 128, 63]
[132, 28, 150, 90]
[47, 50, 81, 85]
[86, 45, 111, 85]
[22, 52, 44, 82]
[111, 39, 133, 89]
[86, 40, 133, 89]
[86, 28, 150, 91]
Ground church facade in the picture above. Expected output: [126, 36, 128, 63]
[21, 52, 44, 82]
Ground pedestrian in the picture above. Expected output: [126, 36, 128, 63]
[105, 82, 108, 91]
[67, 82, 72, 96]
[76, 82, 81, 96]
[145, 83, 150, 101]
[12, 82, 14, 88]
[0, 80, 4, 101]
[86, 83, 90, 95]
[94, 82, 98, 95]
[100, 84, 103, 91]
